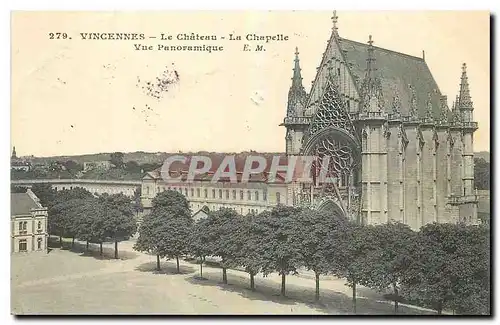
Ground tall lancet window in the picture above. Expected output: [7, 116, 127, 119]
[399, 126, 408, 223]
[447, 132, 453, 196]
[433, 130, 439, 222]
[417, 128, 425, 226]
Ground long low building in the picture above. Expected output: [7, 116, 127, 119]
[11, 179, 141, 197]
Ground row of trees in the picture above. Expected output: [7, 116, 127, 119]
[26, 184, 137, 259]
[135, 190, 490, 315]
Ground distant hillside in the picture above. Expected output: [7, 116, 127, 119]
[26, 150, 489, 164]
[475, 151, 490, 163]
[26, 151, 286, 165]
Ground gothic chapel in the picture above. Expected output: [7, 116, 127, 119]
[281, 12, 478, 230]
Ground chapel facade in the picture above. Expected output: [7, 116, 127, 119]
[282, 12, 479, 229]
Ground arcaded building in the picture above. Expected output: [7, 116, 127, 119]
[282, 13, 478, 229]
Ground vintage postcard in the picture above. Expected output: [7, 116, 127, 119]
[10, 11, 490, 315]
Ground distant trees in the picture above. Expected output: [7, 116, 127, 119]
[474, 157, 490, 190]
[11, 185, 27, 193]
[125, 161, 141, 173]
[110, 152, 125, 169]
[62, 160, 83, 175]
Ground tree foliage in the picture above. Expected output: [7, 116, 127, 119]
[30, 183, 58, 208]
[135, 190, 193, 272]
[401, 223, 490, 315]
[110, 152, 125, 169]
[291, 208, 349, 301]
[361, 222, 417, 313]
[201, 208, 241, 283]
[99, 193, 137, 259]
[255, 206, 302, 296]
[474, 157, 490, 190]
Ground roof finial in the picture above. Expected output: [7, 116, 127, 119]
[422, 50, 425, 61]
[331, 10, 339, 35]
[287, 47, 307, 117]
[291, 46, 303, 88]
[11, 146, 17, 159]
[366, 35, 375, 78]
[458, 62, 473, 111]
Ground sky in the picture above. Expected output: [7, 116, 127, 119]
[11, 11, 490, 157]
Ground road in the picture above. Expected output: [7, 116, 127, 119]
[11, 239, 438, 315]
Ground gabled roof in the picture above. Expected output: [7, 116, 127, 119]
[337, 37, 444, 118]
[11, 192, 41, 216]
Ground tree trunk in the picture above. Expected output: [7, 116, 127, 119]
[281, 273, 286, 297]
[352, 281, 357, 314]
[250, 273, 255, 291]
[71, 237, 75, 248]
[222, 267, 227, 284]
[176, 256, 180, 273]
[86, 241, 89, 251]
[100, 242, 103, 256]
[200, 257, 203, 278]
[156, 254, 160, 270]
[59, 235, 62, 247]
[315, 271, 320, 302]
[437, 301, 443, 315]
[393, 283, 399, 314]
[114, 240, 118, 259]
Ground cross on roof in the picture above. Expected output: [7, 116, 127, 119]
[331, 11, 338, 32]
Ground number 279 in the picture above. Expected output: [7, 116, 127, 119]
[48, 33, 68, 39]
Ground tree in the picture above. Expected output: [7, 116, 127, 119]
[134, 190, 192, 272]
[47, 188, 94, 239]
[474, 157, 490, 190]
[11, 185, 27, 193]
[291, 208, 349, 302]
[203, 208, 241, 284]
[233, 214, 264, 291]
[48, 198, 90, 246]
[63, 160, 83, 175]
[140, 162, 162, 173]
[361, 222, 417, 313]
[256, 206, 302, 297]
[401, 223, 463, 314]
[73, 198, 101, 251]
[125, 161, 141, 173]
[188, 217, 212, 279]
[110, 152, 125, 169]
[158, 216, 193, 273]
[331, 223, 374, 314]
[402, 222, 490, 315]
[100, 193, 137, 259]
[132, 187, 143, 214]
[30, 183, 57, 208]
[134, 212, 164, 269]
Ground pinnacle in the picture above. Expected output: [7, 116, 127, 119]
[458, 63, 473, 110]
